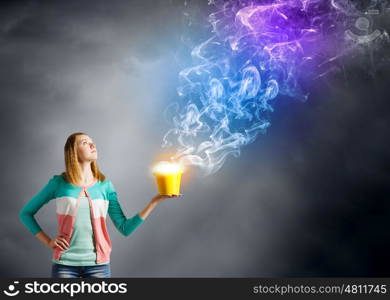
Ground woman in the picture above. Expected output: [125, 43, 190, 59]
[19, 132, 180, 278]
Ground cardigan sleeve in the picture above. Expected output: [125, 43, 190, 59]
[19, 175, 59, 235]
[107, 180, 144, 237]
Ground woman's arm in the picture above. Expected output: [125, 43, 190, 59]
[106, 180, 181, 237]
[138, 199, 157, 220]
[35, 231, 69, 251]
[138, 194, 180, 220]
[35, 231, 52, 248]
[19, 175, 59, 235]
[20, 175, 69, 250]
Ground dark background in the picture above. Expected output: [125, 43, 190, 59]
[0, 0, 389, 277]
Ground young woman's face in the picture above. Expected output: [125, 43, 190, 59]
[76, 135, 98, 163]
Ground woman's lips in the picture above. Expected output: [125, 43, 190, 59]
[91, 150, 96, 153]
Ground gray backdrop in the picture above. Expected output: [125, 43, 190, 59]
[1, 0, 389, 277]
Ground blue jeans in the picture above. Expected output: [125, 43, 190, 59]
[51, 263, 111, 278]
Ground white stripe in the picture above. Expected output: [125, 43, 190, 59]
[55, 196, 109, 218]
[91, 198, 109, 218]
[55, 196, 78, 216]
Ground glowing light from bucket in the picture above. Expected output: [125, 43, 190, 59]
[152, 161, 184, 175]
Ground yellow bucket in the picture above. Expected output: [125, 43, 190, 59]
[152, 161, 183, 195]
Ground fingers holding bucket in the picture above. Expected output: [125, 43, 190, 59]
[152, 193, 183, 203]
[167, 194, 182, 197]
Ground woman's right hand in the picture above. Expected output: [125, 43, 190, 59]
[48, 235, 69, 251]
[152, 193, 182, 204]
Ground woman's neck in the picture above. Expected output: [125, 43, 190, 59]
[78, 161, 95, 185]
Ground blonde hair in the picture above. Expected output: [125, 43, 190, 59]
[61, 132, 106, 185]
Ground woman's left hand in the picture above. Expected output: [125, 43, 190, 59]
[152, 193, 182, 204]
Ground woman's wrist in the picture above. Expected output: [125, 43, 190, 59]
[35, 231, 52, 248]
[150, 197, 159, 205]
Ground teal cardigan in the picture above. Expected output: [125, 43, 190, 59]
[19, 174, 144, 264]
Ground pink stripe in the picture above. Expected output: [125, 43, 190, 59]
[85, 188, 111, 263]
[53, 214, 75, 260]
[94, 217, 112, 262]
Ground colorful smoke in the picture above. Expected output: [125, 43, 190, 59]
[161, 0, 388, 175]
